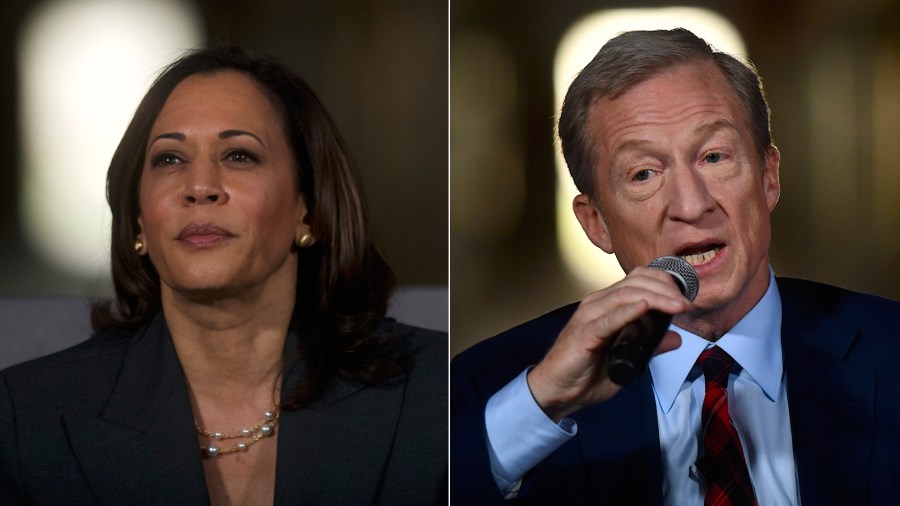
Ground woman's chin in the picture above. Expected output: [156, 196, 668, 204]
[162, 276, 246, 303]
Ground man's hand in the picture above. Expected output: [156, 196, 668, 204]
[527, 266, 694, 422]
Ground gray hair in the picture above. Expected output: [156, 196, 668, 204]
[557, 28, 773, 201]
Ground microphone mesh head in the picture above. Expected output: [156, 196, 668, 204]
[648, 256, 699, 302]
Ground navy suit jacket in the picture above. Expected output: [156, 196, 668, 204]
[451, 278, 900, 504]
[1, 312, 447, 505]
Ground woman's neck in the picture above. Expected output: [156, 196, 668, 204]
[160, 274, 296, 405]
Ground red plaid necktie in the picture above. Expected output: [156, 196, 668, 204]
[695, 347, 756, 506]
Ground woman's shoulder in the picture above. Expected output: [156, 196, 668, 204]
[383, 319, 447, 421]
[375, 319, 447, 501]
[387, 319, 447, 379]
[1, 326, 141, 401]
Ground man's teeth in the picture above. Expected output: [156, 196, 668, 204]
[680, 247, 720, 266]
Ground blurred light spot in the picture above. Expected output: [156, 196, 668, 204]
[451, 29, 525, 245]
[872, 45, 900, 255]
[19, 0, 203, 278]
[553, 8, 745, 288]
[807, 44, 858, 251]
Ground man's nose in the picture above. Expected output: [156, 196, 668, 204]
[664, 163, 715, 222]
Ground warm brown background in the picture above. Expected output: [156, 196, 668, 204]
[452, 0, 900, 356]
[3, 1, 899, 358]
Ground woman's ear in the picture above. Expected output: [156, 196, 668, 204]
[293, 196, 314, 248]
[134, 215, 147, 255]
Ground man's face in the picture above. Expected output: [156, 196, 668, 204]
[574, 60, 780, 323]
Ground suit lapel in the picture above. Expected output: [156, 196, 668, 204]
[780, 282, 875, 504]
[63, 314, 210, 504]
[273, 362, 407, 505]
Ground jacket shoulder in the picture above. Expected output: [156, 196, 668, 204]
[778, 277, 900, 328]
[392, 321, 446, 376]
[453, 302, 578, 371]
[0, 332, 135, 408]
[778, 277, 900, 366]
[391, 320, 447, 406]
[374, 321, 448, 503]
[451, 302, 578, 406]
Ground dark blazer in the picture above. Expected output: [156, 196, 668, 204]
[451, 278, 900, 504]
[0, 313, 447, 505]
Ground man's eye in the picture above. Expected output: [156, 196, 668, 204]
[704, 152, 722, 163]
[634, 169, 652, 182]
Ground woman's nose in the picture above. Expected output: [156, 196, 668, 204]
[181, 160, 228, 205]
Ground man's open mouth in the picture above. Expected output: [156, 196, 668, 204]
[677, 245, 723, 266]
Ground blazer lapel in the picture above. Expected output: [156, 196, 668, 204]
[273, 363, 406, 505]
[62, 315, 209, 504]
[781, 284, 875, 504]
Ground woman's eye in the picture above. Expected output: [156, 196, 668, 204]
[704, 152, 722, 164]
[226, 150, 259, 164]
[151, 153, 183, 167]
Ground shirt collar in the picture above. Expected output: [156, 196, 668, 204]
[649, 268, 783, 413]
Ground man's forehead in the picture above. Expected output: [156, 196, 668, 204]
[587, 63, 745, 146]
[593, 60, 735, 107]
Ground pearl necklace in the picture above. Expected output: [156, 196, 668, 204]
[196, 401, 280, 458]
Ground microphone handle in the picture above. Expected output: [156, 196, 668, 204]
[607, 309, 673, 386]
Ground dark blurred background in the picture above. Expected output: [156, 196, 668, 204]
[451, 0, 900, 356]
[0, 0, 447, 298]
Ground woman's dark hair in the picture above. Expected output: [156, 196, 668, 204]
[91, 46, 405, 409]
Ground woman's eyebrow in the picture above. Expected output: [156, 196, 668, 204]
[148, 131, 186, 148]
[220, 129, 266, 148]
[146, 130, 268, 150]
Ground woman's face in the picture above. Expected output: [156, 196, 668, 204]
[137, 70, 310, 300]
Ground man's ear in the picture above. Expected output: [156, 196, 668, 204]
[573, 193, 614, 254]
[763, 144, 781, 212]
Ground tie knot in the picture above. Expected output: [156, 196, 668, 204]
[697, 346, 736, 388]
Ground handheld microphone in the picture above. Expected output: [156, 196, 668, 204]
[607, 256, 699, 386]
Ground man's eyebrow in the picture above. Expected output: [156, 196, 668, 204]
[220, 129, 266, 148]
[608, 120, 741, 165]
[610, 139, 654, 163]
[693, 119, 739, 139]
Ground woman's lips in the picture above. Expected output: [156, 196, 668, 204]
[176, 223, 236, 248]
